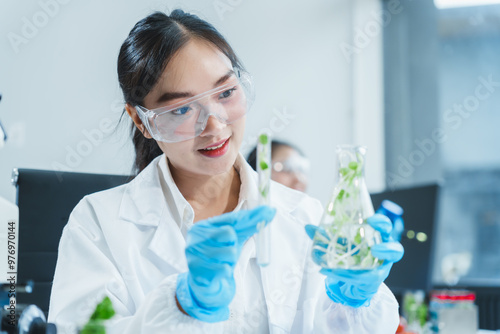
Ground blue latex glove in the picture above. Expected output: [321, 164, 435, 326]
[176, 206, 276, 322]
[305, 214, 404, 308]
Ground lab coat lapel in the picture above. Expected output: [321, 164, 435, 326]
[148, 207, 187, 273]
[118, 160, 164, 227]
[118, 155, 187, 273]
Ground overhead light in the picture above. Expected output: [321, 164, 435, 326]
[435, 0, 500, 8]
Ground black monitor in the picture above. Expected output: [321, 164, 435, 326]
[371, 184, 439, 295]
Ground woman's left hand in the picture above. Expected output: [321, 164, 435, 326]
[305, 214, 404, 308]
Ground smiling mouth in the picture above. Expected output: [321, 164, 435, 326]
[202, 141, 225, 151]
[200, 138, 229, 151]
[197, 137, 231, 157]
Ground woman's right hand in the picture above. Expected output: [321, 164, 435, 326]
[175, 206, 276, 323]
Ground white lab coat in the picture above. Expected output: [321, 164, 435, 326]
[48, 153, 399, 334]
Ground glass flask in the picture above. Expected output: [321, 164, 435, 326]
[312, 145, 382, 270]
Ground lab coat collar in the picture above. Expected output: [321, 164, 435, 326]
[118, 154, 188, 272]
[118, 152, 302, 226]
[233, 153, 259, 210]
[118, 155, 167, 227]
[116, 153, 262, 272]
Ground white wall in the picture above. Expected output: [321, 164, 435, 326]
[0, 0, 385, 206]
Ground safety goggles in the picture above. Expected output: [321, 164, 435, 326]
[135, 70, 253, 143]
[272, 154, 310, 176]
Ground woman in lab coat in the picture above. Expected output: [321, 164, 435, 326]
[48, 10, 403, 334]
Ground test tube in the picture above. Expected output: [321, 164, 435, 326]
[256, 131, 272, 266]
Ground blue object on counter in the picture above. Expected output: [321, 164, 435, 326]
[377, 199, 405, 242]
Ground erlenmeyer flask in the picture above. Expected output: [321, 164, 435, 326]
[312, 145, 382, 270]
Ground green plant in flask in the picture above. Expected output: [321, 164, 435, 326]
[312, 145, 382, 270]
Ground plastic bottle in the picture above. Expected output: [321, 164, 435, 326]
[429, 290, 477, 333]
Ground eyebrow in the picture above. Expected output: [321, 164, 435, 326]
[155, 70, 235, 105]
[213, 69, 235, 87]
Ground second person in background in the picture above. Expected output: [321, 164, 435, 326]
[247, 140, 309, 192]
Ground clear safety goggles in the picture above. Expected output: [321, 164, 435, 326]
[135, 70, 253, 143]
[273, 155, 310, 176]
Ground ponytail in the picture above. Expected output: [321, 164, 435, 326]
[131, 126, 163, 174]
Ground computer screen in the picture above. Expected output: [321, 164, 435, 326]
[371, 184, 439, 294]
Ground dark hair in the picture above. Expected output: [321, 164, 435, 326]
[117, 9, 244, 173]
[246, 139, 305, 171]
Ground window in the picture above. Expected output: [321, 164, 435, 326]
[383, 0, 500, 286]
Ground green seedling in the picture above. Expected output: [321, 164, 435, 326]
[313, 148, 381, 270]
[80, 296, 115, 334]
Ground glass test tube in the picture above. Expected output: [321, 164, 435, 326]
[256, 131, 271, 266]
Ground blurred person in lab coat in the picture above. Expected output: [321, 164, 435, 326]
[246, 140, 309, 192]
[48, 9, 403, 334]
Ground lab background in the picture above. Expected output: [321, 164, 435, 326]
[1, 0, 500, 331]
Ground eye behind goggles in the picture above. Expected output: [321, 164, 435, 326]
[135, 70, 253, 143]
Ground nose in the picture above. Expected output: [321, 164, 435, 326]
[199, 114, 226, 137]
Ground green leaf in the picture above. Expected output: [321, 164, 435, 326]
[81, 297, 115, 334]
[339, 167, 350, 177]
[81, 321, 106, 334]
[90, 297, 115, 321]
[417, 304, 428, 327]
[259, 161, 268, 170]
[259, 133, 268, 145]
[348, 161, 358, 170]
[354, 230, 362, 245]
[336, 189, 345, 201]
